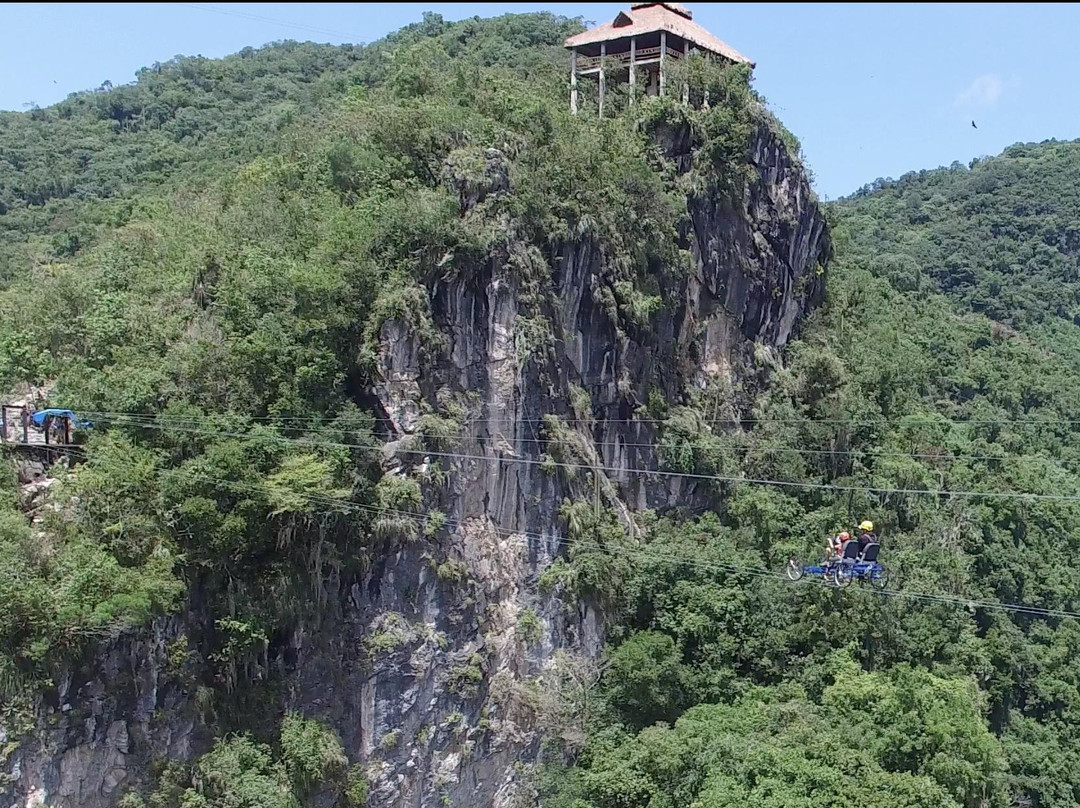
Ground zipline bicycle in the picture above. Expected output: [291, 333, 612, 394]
[786, 538, 889, 589]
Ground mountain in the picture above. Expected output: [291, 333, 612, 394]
[3, 9, 1080, 808]
[844, 142, 1080, 331]
[0, 11, 830, 807]
[0, 40, 361, 280]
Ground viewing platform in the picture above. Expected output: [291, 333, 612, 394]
[564, 2, 754, 117]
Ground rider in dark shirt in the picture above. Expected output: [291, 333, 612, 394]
[858, 520, 877, 549]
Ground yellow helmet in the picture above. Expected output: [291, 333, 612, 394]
[859, 520, 874, 532]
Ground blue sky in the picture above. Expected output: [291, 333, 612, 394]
[2, 3, 1078, 198]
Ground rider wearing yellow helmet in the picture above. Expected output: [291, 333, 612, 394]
[858, 520, 877, 549]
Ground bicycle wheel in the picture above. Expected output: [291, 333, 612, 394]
[871, 567, 889, 591]
[832, 566, 854, 588]
[786, 559, 804, 581]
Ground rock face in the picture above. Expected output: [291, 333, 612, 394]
[3, 619, 200, 808]
[2, 120, 829, 808]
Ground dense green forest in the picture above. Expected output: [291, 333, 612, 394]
[4, 9, 1080, 808]
[543, 144, 1080, 806]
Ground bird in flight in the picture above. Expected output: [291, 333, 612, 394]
[971, 120, 978, 129]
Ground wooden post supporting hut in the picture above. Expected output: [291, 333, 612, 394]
[565, 2, 754, 117]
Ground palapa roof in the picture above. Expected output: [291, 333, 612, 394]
[564, 2, 753, 66]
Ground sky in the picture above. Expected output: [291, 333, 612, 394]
[2, 2, 1079, 199]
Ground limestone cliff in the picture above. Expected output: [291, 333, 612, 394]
[2, 115, 829, 808]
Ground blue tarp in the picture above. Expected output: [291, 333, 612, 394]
[29, 409, 93, 429]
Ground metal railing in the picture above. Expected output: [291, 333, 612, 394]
[577, 45, 681, 72]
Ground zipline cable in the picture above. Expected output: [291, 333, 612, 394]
[83, 414, 1080, 504]
[41, 446, 1080, 622]
[163, 469, 791, 583]
[158, 466, 1080, 621]
[78, 408, 1080, 429]
[81, 410, 1080, 466]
